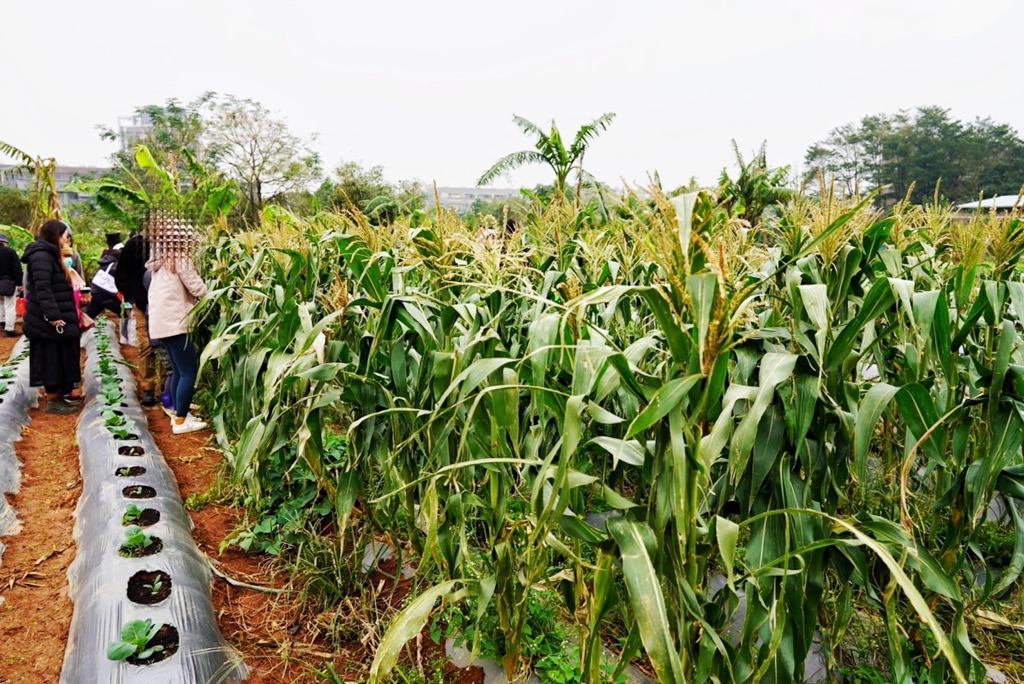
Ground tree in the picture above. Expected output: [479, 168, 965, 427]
[98, 94, 214, 188]
[805, 107, 1024, 203]
[205, 96, 321, 225]
[0, 141, 61, 232]
[316, 161, 425, 225]
[718, 141, 794, 226]
[477, 113, 616, 197]
[0, 186, 33, 230]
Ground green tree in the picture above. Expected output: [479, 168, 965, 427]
[0, 186, 33, 230]
[205, 96, 321, 225]
[717, 140, 794, 225]
[98, 94, 213, 186]
[805, 107, 1024, 203]
[0, 141, 62, 232]
[316, 161, 424, 225]
[477, 113, 616, 196]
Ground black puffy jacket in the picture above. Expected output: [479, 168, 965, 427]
[21, 240, 81, 341]
[115, 233, 149, 312]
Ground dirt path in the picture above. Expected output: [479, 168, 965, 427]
[0, 335, 82, 684]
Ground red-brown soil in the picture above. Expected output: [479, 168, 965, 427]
[0, 334, 82, 684]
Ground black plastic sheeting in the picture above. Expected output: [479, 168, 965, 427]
[60, 322, 247, 683]
[0, 337, 34, 572]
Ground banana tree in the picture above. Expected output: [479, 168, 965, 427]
[477, 113, 616, 198]
[0, 140, 61, 232]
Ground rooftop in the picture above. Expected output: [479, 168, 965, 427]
[956, 195, 1023, 210]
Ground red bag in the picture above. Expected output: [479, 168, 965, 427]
[16, 297, 26, 317]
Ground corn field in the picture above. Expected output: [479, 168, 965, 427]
[193, 188, 1024, 684]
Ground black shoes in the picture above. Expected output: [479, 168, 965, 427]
[45, 397, 79, 415]
[141, 390, 157, 407]
[3, 330, 19, 338]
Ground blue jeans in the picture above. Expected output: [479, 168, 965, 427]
[161, 334, 199, 419]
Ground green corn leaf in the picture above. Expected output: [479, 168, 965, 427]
[625, 374, 703, 438]
[854, 382, 900, 488]
[589, 436, 646, 468]
[607, 517, 685, 684]
[369, 580, 463, 683]
[730, 352, 797, 483]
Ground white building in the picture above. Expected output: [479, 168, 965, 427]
[956, 195, 1022, 212]
[427, 187, 521, 213]
[117, 113, 154, 151]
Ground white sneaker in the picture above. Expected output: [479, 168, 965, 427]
[171, 413, 208, 435]
[163, 404, 199, 417]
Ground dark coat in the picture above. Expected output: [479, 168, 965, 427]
[0, 243, 22, 293]
[21, 240, 81, 341]
[115, 233, 149, 312]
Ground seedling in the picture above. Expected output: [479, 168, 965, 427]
[103, 408, 127, 427]
[144, 577, 163, 595]
[109, 424, 136, 440]
[123, 504, 142, 524]
[103, 388, 125, 405]
[120, 525, 154, 555]
[107, 619, 164, 662]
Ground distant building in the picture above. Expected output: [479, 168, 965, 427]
[0, 164, 111, 206]
[117, 113, 154, 151]
[428, 187, 521, 214]
[956, 195, 1022, 213]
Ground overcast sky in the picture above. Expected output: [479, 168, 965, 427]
[2, 0, 1021, 190]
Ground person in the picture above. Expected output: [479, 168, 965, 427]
[84, 234, 123, 319]
[116, 231, 159, 406]
[147, 242, 208, 434]
[0, 234, 22, 337]
[21, 220, 82, 415]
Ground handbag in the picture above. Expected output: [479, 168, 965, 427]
[0, 277, 14, 297]
[92, 263, 117, 294]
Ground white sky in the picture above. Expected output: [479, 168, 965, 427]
[2, 0, 1021, 190]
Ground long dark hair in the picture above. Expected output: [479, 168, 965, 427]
[39, 220, 69, 246]
[37, 220, 73, 284]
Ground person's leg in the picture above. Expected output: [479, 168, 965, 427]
[163, 337, 182, 412]
[133, 306, 156, 399]
[1, 295, 15, 332]
[163, 335, 199, 420]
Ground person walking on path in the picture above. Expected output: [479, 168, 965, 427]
[147, 244, 208, 435]
[0, 233, 23, 337]
[21, 220, 82, 415]
[116, 231, 160, 406]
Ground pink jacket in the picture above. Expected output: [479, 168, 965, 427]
[146, 258, 208, 340]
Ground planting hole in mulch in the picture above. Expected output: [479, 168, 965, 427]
[115, 466, 146, 477]
[119, 446, 144, 457]
[123, 485, 156, 499]
[122, 508, 160, 527]
[119, 536, 163, 558]
[127, 570, 172, 605]
[116, 434, 141, 441]
[126, 624, 179, 666]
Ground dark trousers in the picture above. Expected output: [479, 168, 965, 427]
[161, 333, 198, 419]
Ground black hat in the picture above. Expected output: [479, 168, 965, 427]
[105, 232, 123, 249]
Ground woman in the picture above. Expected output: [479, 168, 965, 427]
[147, 244, 208, 435]
[21, 220, 82, 415]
